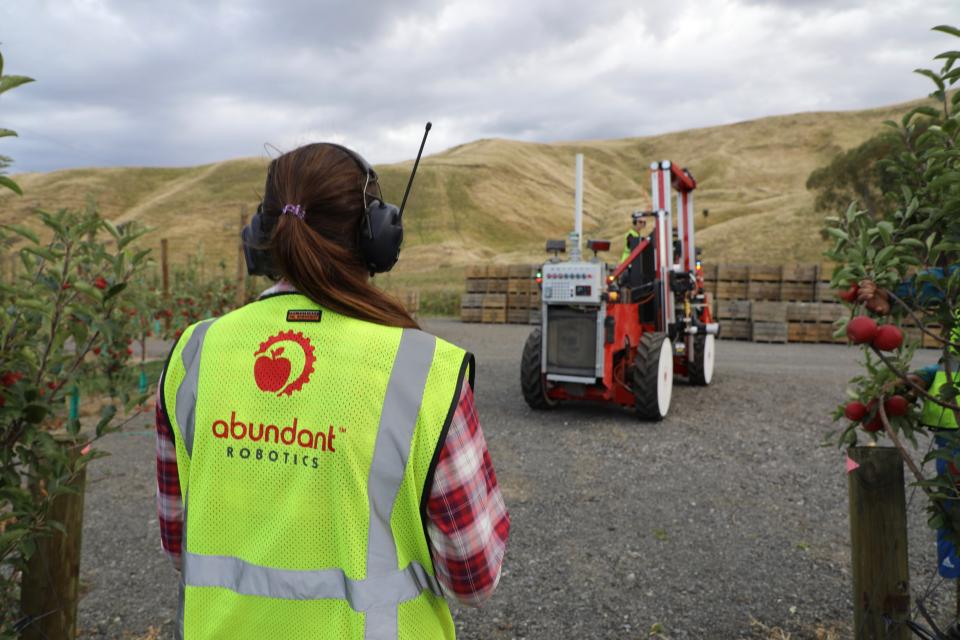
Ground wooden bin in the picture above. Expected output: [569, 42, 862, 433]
[922, 326, 944, 349]
[788, 322, 820, 343]
[482, 293, 507, 309]
[786, 302, 820, 323]
[748, 265, 782, 282]
[717, 299, 752, 320]
[748, 280, 781, 301]
[781, 263, 818, 283]
[752, 301, 788, 323]
[460, 307, 482, 323]
[717, 281, 748, 300]
[482, 308, 507, 324]
[780, 281, 817, 302]
[721, 319, 751, 340]
[753, 321, 788, 343]
[507, 309, 530, 324]
[717, 264, 749, 281]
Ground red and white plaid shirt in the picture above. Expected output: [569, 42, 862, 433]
[155, 299, 509, 606]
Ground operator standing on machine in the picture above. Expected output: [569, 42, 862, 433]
[620, 211, 653, 264]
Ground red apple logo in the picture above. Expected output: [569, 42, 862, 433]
[253, 331, 316, 397]
[255, 347, 292, 392]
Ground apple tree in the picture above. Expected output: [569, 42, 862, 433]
[824, 25, 960, 540]
[0, 205, 152, 636]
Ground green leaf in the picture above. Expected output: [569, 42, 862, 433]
[3, 224, 39, 244]
[95, 404, 117, 438]
[104, 282, 127, 301]
[0, 128, 18, 139]
[22, 245, 61, 262]
[0, 175, 23, 196]
[23, 404, 47, 424]
[826, 228, 849, 242]
[904, 104, 941, 124]
[0, 528, 29, 551]
[933, 25, 960, 39]
[0, 74, 34, 95]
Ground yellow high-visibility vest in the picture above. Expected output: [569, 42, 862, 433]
[161, 293, 472, 639]
[922, 370, 959, 430]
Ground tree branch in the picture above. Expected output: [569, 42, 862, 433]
[871, 346, 960, 411]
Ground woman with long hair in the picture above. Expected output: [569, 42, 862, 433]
[155, 142, 509, 639]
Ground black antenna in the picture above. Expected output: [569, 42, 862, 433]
[397, 122, 432, 219]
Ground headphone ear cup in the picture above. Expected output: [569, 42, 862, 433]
[241, 205, 279, 277]
[359, 200, 403, 273]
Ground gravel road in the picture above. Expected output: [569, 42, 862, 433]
[77, 319, 946, 639]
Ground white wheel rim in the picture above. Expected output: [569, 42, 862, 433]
[657, 339, 673, 417]
[702, 334, 716, 385]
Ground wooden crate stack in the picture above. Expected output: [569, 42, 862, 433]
[507, 264, 540, 325]
[461, 264, 539, 324]
[714, 263, 748, 301]
[703, 262, 850, 344]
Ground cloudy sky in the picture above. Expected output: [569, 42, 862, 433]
[0, 0, 956, 173]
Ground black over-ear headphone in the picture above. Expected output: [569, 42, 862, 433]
[242, 123, 431, 278]
[241, 144, 401, 277]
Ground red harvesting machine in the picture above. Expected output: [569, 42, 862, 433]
[521, 159, 719, 420]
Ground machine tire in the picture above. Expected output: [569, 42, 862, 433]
[688, 333, 715, 386]
[521, 328, 556, 410]
[632, 332, 673, 421]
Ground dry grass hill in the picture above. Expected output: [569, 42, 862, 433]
[0, 96, 934, 292]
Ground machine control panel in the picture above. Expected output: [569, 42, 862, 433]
[541, 261, 605, 304]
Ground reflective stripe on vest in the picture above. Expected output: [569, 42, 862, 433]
[174, 319, 216, 456]
[172, 324, 445, 639]
[182, 552, 441, 611]
[922, 370, 959, 430]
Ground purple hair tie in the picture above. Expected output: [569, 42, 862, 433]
[282, 204, 305, 219]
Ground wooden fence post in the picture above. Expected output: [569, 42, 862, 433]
[161, 238, 170, 330]
[848, 446, 910, 639]
[20, 445, 87, 640]
[237, 207, 248, 308]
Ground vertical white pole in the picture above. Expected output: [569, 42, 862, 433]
[676, 190, 686, 273]
[575, 153, 583, 258]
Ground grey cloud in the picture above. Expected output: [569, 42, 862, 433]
[0, 0, 957, 172]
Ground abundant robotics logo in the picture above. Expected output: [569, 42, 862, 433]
[254, 330, 316, 396]
[207, 330, 345, 470]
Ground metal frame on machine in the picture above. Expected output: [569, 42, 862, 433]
[649, 160, 697, 334]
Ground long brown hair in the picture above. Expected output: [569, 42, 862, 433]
[263, 143, 418, 329]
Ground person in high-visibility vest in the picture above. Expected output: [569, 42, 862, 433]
[905, 319, 960, 578]
[155, 143, 509, 639]
[620, 211, 653, 264]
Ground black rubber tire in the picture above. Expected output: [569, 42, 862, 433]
[688, 334, 713, 386]
[521, 328, 556, 410]
[631, 332, 671, 421]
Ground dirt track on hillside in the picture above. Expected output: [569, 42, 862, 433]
[76, 320, 947, 639]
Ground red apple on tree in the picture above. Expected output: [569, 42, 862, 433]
[872, 325, 904, 352]
[838, 284, 859, 303]
[847, 316, 878, 344]
[884, 395, 909, 417]
[255, 347, 291, 393]
[844, 401, 867, 422]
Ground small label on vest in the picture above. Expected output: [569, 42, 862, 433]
[287, 309, 322, 323]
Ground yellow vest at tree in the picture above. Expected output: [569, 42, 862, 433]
[922, 370, 959, 430]
[161, 293, 472, 640]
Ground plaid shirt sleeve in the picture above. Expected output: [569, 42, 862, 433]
[155, 366, 511, 601]
[426, 382, 510, 606]
[155, 383, 184, 571]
